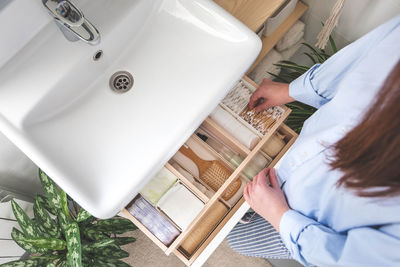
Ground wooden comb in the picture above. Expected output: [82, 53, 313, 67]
[179, 145, 241, 200]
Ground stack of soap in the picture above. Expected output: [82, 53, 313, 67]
[158, 183, 204, 231]
[127, 196, 180, 246]
[140, 167, 177, 205]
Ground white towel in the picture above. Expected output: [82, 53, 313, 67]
[157, 183, 204, 231]
[210, 106, 260, 149]
[276, 20, 305, 52]
[281, 38, 304, 60]
[248, 49, 283, 84]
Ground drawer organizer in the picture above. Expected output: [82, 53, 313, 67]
[121, 76, 298, 266]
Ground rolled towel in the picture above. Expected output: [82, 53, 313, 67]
[281, 38, 304, 60]
[276, 20, 305, 51]
[248, 49, 283, 85]
[210, 106, 260, 150]
[180, 201, 228, 255]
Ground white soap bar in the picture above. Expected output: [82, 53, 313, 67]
[157, 183, 204, 231]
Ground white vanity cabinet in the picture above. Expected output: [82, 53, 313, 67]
[121, 77, 298, 266]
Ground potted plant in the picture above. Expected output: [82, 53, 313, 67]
[269, 35, 339, 133]
[1, 170, 137, 267]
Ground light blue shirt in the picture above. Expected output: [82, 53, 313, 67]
[277, 15, 400, 267]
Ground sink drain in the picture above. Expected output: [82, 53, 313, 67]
[109, 71, 134, 93]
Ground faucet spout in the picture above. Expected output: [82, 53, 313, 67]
[42, 0, 100, 45]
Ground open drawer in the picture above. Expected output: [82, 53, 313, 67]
[121, 77, 298, 266]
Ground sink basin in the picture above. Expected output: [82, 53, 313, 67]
[0, 0, 261, 218]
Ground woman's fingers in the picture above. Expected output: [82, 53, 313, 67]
[256, 168, 269, 186]
[244, 183, 251, 204]
[269, 168, 280, 189]
[254, 100, 272, 112]
[249, 90, 264, 110]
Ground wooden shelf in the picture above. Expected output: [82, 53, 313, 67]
[247, 1, 308, 74]
[214, 0, 286, 32]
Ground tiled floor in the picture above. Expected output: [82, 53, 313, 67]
[121, 230, 273, 267]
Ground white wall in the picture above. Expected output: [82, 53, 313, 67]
[0, 132, 42, 202]
[292, 0, 400, 64]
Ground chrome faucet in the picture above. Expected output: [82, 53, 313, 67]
[42, 0, 100, 45]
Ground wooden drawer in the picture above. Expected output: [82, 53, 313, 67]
[121, 77, 298, 266]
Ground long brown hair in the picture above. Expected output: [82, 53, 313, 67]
[330, 60, 400, 197]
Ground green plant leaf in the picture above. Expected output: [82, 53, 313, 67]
[60, 190, 70, 219]
[267, 72, 290, 83]
[329, 35, 338, 53]
[65, 222, 82, 267]
[11, 199, 41, 238]
[39, 169, 62, 212]
[82, 239, 115, 252]
[112, 237, 136, 246]
[302, 43, 325, 63]
[0, 258, 51, 267]
[81, 228, 108, 241]
[92, 218, 137, 234]
[33, 197, 61, 238]
[58, 211, 70, 233]
[76, 209, 92, 222]
[94, 258, 130, 267]
[303, 52, 317, 64]
[89, 246, 129, 259]
[17, 237, 66, 250]
[30, 255, 61, 262]
[11, 228, 48, 254]
[274, 63, 308, 73]
[46, 263, 56, 267]
[36, 195, 58, 215]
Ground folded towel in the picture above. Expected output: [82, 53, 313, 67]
[157, 183, 204, 231]
[210, 106, 260, 149]
[127, 196, 180, 246]
[276, 20, 305, 51]
[248, 49, 283, 85]
[281, 38, 304, 60]
[140, 167, 178, 205]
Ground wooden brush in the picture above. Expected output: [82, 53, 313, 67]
[179, 146, 241, 200]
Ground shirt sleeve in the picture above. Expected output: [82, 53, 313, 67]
[288, 15, 400, 109]
[279, 210, 400, 267]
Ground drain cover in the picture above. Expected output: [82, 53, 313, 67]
[109, 71, 134, 93]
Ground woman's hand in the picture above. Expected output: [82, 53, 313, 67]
[244, 168, 290, 232]
[249, 79, 294, 112]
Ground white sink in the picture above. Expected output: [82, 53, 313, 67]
[0, 0, 260, 218]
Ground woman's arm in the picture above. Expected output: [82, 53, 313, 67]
[280, 211, 400, 266]
[245, 169, 400, 266]
[249, 17, 397, 111]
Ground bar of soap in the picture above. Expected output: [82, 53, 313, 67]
[140, 167, 177, 205]
[127, 196, 180, 246]
[157, 183, 204, 231]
